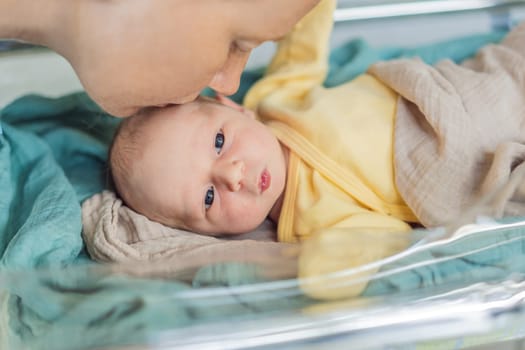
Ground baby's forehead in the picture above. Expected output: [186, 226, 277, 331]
[158, 98, 216, 121]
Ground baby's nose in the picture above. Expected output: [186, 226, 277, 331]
[215, 160, 245, 192]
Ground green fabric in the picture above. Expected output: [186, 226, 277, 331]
[0, 93, 119, 269]
[364, 219, 525, 297]
[0, 30, 517, 349]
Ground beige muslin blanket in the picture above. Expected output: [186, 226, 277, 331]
[369, 22, 525, 227]
[82, 191, 297, 279]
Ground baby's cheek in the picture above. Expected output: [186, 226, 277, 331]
[223, 198, 264, 231]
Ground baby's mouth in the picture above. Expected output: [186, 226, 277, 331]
[259, 169, 271, 193]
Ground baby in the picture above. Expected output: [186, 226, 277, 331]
[111, 0, 414, 243]
[109, 0, 525, 298]
[110, 95, 289, 236]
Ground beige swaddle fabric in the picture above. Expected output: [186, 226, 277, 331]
[369, 22, 525, 227]
[81, 191, 297, 280]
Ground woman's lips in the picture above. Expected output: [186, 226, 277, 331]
[260, 169, 271, 193]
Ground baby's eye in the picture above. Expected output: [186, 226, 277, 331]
[215, 130, 225, 154]
[204, 186, 215, 210]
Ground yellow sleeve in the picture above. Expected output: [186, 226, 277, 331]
[298, 213, 412, 300]
[243, 0, 336, 110]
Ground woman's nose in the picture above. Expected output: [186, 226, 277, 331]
[214, 160, 245, 192]
[208, 51, 251, 96]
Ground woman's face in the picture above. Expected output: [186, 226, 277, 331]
[77, 0, 320, 117]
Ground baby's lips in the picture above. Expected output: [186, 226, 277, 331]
[259, 169, 271, 193]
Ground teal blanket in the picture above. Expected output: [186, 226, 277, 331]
[0, 94, 118, 268]
[2, 31, 519, 349]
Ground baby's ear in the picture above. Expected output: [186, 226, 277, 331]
[215, 94, 254, 118]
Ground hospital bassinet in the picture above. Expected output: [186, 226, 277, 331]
[1, 1, 525, 349]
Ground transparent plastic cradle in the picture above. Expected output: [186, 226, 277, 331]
[2, 217, 525, 349]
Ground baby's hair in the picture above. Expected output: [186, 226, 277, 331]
[108, 109, 153, 210]
[107, 107, 193, 231]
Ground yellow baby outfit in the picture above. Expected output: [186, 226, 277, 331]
[244, 0, 417, 299]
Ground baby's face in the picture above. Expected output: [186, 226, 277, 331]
[131, 97, 287, 235]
